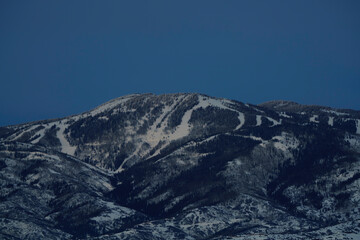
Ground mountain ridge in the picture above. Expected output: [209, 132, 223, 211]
[1, 93, 360, 239]
[3, 93, 358, 128]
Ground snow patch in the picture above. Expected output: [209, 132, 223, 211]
[98, 116, 109, 121]
[10, 125, 39, 141]
[169, 106, 193, 140]
[148, 191, 173, 205]
[197, 96, 245, 130]
[321, 109, 349, 116]
[48, 169, 60, 175]
[310, 115, 319, 123]
[118, 96, 186, 171]
[146, 95, 245, 157]
[272, 132, 300, 152]
[328, 117, 334, 126]
[266, 117, 282, 127]
[30, 125, 54, 144]
[253, 107, 265, 113]
[279, 112, 291, 118]
[30, 127, 47, 144]
[56, 122, 76, 156]
[256, 115, 262, 126]
[345, 134, 360, 150]
[24, 152, 61, 162]
[227, 158, 243, 168]
[102, 181, 114, 191]
[236, 112, 245, 130]
[89, 94, 138, 117]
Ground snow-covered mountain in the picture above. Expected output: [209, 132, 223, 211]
[1, 93, 360, 239]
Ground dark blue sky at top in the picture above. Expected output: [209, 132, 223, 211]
[0, 1, 360, 126]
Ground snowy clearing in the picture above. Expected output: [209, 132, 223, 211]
[56, 121, 76, 156]
[256, 115, 262, 126]
[310, 115, 319, 123]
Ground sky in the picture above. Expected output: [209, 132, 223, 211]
[1, 0, 360, 126]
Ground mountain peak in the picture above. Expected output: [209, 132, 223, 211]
[259, 100, 300, 109]
[1, 93, 360, 239]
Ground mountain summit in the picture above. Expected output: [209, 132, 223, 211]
[1, 93, 360, 239]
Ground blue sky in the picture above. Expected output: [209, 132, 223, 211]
[1, 0, 360, 126]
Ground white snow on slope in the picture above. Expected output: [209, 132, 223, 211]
[118, 95, 246, 172]
[148, 191, 174, 205]
[279, 112, 291, 118]
[321, 109, 349, 116]
[98, 116, 109, 121]
[357, 120, 360, 135]
[23, 151, 61, 162]
[147, 96, 186, 147]
[196, 96, 245, 130]
[266, 117, 282, 127]
[169, 106, 193, 141]
[88, 94, 138, 117]
[310, 115, 319, 123]
[236, 112, 245, 130]
[253, 107, 265, 113]
[9, 125, 39, 141]
[256, 115, 262, 126]
[151, 95, 245, 146]
[30, 127, 47, 144]
[177, 135, 220, 151]
[235, 134, 265, 143]
[272, 132, 300, 152]
[118, 96, 187, 171]
[345, 134, 360, 150]
[30, 124, 55, 144]
[8, 95, 139, 146]
[56, 121, 76, 156]
[328, 117, 334, 126]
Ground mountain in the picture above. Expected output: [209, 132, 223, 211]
[1, 93, 360, 239]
